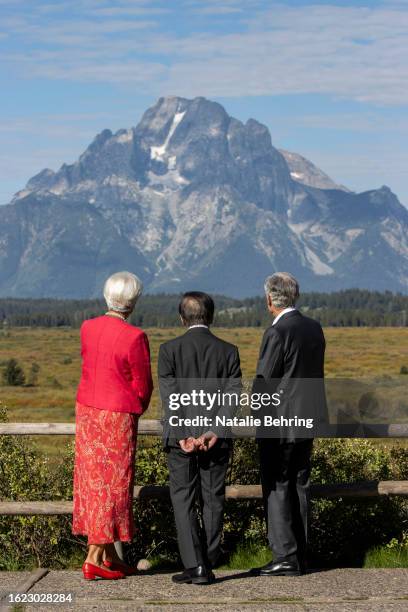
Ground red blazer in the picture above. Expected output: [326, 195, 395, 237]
[76, 315, 153, 414]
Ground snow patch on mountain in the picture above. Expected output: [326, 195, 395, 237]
[150, 111, 185, 162]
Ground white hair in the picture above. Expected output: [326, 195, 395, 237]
[264, 272, 299, 309]
[103, 271, 143, 313]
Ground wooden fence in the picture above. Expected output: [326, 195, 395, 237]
[0, 420, 407, 515]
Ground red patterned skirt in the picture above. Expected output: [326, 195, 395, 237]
[72, 401, 138, 544]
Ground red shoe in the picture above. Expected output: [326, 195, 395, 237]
[82, 561, 125, 580]
[103, 559, 138, 576]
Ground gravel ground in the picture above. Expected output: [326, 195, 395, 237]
[0, 572, 32, 599]
[1, 569, 407, 611]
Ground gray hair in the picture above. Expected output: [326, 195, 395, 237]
[103, 271, 143, 313]
[264, 272, 299, 309]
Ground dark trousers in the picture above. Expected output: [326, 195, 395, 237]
[166, 443, 230, 569]
[258, 439, 313, 568]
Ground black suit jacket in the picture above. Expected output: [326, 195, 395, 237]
[158, 327, 241, 447]
[254, 310, 327, 440]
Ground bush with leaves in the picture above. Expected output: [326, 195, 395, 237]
[0, 406, 82, 569]
[310, 439, 407, 566]
[2, 359, 25, 386]
[206, 438, 407, 567]
[106, 438, 408, 567]
[0, 404, 407, 569]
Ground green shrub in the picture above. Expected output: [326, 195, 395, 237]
[0, 404, 407, 569]
[2, 359, 25, 386]
[309, 439, 407, 566]
[220, 438, 408, 567]
[0, 406, 83, 569]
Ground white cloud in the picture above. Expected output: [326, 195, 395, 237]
[0, 112, 114, 136]
[1, 2, 406, 204]
[27, 59, 166, 84]
[4, 3, 408, 104]
[282, 112, 408, 134]
[192, 4, 244, 15]
[92, 7, 170, 16]
[1, 3, 407, 105]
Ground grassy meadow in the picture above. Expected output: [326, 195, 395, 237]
[0, 325, 407, 455]
[0, 325, 407, 570]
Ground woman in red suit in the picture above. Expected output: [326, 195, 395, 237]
[73, 271, 153, 581]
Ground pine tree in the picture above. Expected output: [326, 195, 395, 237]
[2, 358, 26, 386]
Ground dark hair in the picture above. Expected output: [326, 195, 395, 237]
[179, 291, 215, 326]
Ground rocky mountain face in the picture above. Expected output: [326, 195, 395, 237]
[1, 96, 407, 298]
[279, 149, 349, 191]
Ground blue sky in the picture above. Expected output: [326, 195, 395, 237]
[0, 0, 407, 204]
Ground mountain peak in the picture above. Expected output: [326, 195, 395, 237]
[2, 96, 407, 297]
[279, 149, 350, 191]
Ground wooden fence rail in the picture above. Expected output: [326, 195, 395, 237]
[0, 420, 161, 436]
[1, 481, 407, 515]
[1, 421, 408, 437]
[1, 420, 407, 515]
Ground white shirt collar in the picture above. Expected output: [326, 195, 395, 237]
[272, 307, 296, 326]
[188, 324, 209, 329]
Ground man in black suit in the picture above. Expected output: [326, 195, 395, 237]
[158, 292, 241, 585]
[251, 272, 326, 577]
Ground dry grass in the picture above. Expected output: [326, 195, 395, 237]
[1, 325, 407, 421]
[0, 325, 407, 455]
